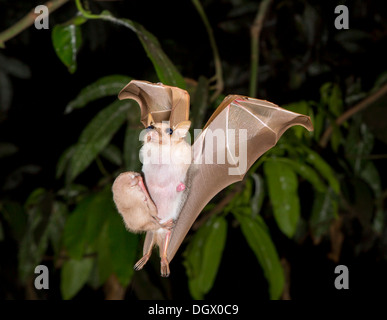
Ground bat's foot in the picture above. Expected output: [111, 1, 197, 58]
[160, 218, 175, 230]
[176, 182, 186, 192]
[160, 257, 170, 277]
[134, 253, 151, 271]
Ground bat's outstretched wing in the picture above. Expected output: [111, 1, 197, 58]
[118, 80, 189, 127]
[160, 95, 313, 261]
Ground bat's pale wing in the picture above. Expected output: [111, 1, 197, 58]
[164, 95, 313, 261]
[118, 80, 189, 127]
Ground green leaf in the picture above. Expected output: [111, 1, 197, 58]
[320, 82, 342, 116]
[328, 84, 343, 117]
[334, 29, 370, 53]
[360, 161, 381, 197]
[100, 13, 185, 88]
[0, 52, 31, 79]
[123, 125, 142, 171]
[274, 158, 327, 193]
[107, 210, 139, 287]
[0, 142, 18, 158]
[57, 183, 88, 200]
[65, 75, 132, 113]
[48, 201, 68, 255]
[372, 70, 387, 93]
[1, 201, 27, 240]
[52, 24, 82, 74]
[345, 119, 374, 174]
[63, 187, 113, 259]
[84, 187, 112, 244]
[95, 222, 114, 286]
[68, 100, 133, 182]
[313, 111, 325, 141]
[234, 209, 285, 299]
[56, 145, 76, 179]
[63, 194, 94, 259]
[304, 147, 340, 194]
[250, 173, 265, 217]
[18, 190, 55, 282]
[264, 160, 300, 238]
[100, 144, 123, 167]
[330, 124, 342, 152]
[184, 215, 227, 299]
[135, 22, 186, 88]
[319, 83, 344, 150]
[310, 189, 338, 243]
[199, 217, 227, 295]
[192, 76, 209, 130]
[372, 208, 385, 234]
[61, 257, 94, 300]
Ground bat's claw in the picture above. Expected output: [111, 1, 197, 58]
[134, 253, 151, 271]
[127, 173, 141, 188]
[160, 218, 175, 230]
[160, 257, 170, 277]
[129, 172, 141, 179]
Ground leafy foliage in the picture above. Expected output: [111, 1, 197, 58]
[0, 0, 386, 300]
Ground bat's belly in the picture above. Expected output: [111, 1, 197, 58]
[143, 165, 186, 222]
[147, 181, 182, 221]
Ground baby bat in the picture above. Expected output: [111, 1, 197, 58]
[112, 171, 161, 232]
[116, 80, 313, 277]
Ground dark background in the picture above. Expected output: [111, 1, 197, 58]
[1, 0, 387, 300]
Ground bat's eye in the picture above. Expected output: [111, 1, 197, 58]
[165, 128, 173, 135]
[146, 125, 155, 131]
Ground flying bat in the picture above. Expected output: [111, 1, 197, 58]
[113, 80, 313, 277]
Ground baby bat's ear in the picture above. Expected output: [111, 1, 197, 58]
[173, 121, 191, 139]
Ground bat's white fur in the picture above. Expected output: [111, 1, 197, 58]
[140, 122, 191, 223]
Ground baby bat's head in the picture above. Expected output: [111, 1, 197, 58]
[143, 121, 191, 146]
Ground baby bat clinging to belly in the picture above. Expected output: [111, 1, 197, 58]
[112, 120, 192, 277]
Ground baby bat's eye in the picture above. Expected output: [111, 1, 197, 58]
[146, 125, 155, 131]
[165, 128, 173, 135]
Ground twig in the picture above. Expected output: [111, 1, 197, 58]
[95, 156, 110, 177]
[281, 258, 291, 300]
[191, 0, 224, 103]
[104, 274, 126, 300]
[75, 0, 100, 19]
[0, 0, 69, 48]
[320, 82, 387, 148]
[249, 0, 273, 97]
[192, 182, 244, 231]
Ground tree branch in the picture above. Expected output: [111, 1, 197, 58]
[319, 82, 387, 148]
[0, 0, 69, 48]
[249, 0, 273, 97]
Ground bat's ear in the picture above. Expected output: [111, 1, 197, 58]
[173, 121, 191, 139]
